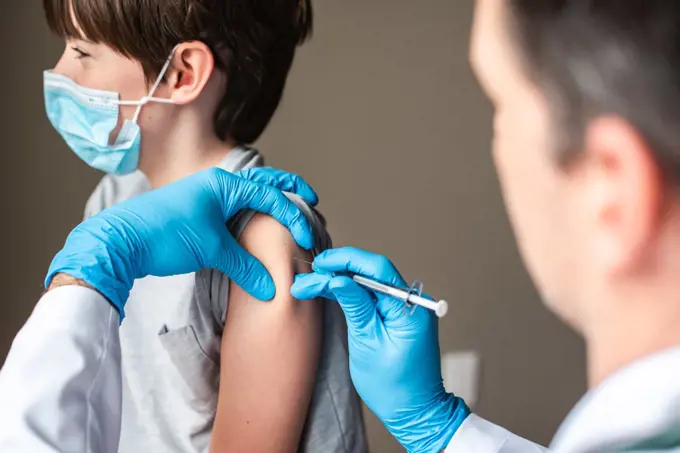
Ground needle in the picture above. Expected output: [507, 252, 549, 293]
[294, 257, 449, 318]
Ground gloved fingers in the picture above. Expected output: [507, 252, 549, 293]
[327, 276, 381, 334]
[291, 273, 380, 334]
[374, 294, 411, 321]
[313, 247, 408, 288]
[293, 272, 414, 326]
[236, 168, 319, 206]
[215, 232, 277, 301]
[227, 177, 315, 250]
[291, 272, 335, 300]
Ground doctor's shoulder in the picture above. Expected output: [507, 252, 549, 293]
[83, 171, 152, 219]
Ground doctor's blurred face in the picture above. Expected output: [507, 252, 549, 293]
[469, 0, 639, 332]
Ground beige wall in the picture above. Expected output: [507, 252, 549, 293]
[0, 4, 104, 351]
[1, 1, 585, 451]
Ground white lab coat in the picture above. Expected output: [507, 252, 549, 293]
[445, 343, 680, 452]
[1, 287, 680, 453]
[0, 287, 122, 452]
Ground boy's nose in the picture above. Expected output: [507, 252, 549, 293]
[52, 48, 77, 79]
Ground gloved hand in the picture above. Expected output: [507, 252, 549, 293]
[291, 247, 470, 453]
[47, 167, 317, 318]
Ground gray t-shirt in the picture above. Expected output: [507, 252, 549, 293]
[84, 146, 366, 453]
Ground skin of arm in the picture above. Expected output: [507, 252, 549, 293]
[210, 213, 322, 453]
[47, 273, 100, 295]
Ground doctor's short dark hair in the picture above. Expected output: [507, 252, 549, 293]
[509, 0, 680, 179]
[44, 0, 313, 145]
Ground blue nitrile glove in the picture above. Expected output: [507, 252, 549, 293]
[46, 167, 317, 319]
[291, 247, 470, 453]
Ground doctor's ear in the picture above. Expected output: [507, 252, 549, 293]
[584, 116, 665, 274]
[164, 42, 216, 105]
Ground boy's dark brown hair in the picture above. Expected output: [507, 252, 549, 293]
[44, 0, 313, 144]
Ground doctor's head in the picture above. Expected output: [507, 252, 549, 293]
[43, 0, 312, 179]
[471, 0, 680, 380]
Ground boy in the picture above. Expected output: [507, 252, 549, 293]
[43, 0, 366, 451]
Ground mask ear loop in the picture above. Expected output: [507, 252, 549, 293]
[117, 45, 180, 122]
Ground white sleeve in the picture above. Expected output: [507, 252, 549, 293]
[0, 286, 122, 453]
[445, 414, 549, 453]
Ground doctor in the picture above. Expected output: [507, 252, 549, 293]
[0, 166, 319, 452]
[292, 0, 680, 452]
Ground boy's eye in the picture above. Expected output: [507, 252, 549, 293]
[71, 46, 91, 59]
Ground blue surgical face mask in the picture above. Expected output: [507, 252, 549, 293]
[43, 49, 176, 175]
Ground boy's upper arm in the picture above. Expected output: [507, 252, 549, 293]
[210, 212, 322, 453]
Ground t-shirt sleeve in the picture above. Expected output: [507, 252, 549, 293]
[83, 172, 151, 220]
[228, 193, 330, 250]
[200, 192, 332, 326]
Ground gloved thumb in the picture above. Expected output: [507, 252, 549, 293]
[215, 232, 277, 301]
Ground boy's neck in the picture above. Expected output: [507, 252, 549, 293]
[139, 132, 238, 189]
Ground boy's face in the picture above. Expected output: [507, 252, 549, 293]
[52, 39, 171, 144]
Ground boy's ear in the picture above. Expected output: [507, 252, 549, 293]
[166, 42, 215, 105]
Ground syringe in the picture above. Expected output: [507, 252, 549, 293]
[350, 274, 448, 318]
[294, 258, 449, 318]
